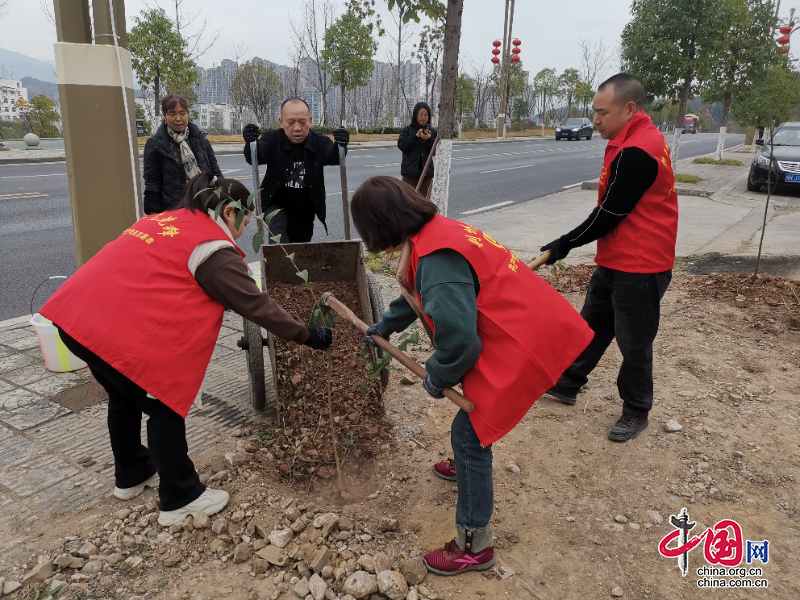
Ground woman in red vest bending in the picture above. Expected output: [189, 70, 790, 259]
[40, 172, 332, 526]
[350, 176, 593, 576]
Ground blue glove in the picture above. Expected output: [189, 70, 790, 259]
[422, 374, 444, 399]
[364, 323, 383, 348]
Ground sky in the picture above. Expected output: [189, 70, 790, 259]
[1, 1, 796, 80]
[0, 0, 634, 78]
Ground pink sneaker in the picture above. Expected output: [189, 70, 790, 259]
[433, 458, 457, 481]
[423, 539, 495, 575]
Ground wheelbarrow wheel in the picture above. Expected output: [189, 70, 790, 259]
[243, 317, 266, 410]
[366, 271, 390, 390]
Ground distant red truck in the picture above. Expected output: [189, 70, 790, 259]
[682, 114, 699, 134]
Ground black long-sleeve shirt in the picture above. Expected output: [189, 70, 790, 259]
[561, 147, 659, 249]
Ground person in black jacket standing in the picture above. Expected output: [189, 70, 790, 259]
[143, 95, 222, 215]
[243, 98, 349, 243]
[398, 102, 437, 199]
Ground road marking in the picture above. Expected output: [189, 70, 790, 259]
[0, 173, 66, 179]
[365, 143, 604, 168]
[0, 192, 49, 200]
[222, 168, 243, 174]
[481, 164, 533, 174]
[461, 201, 514, 215]
[562, 182, 583, 189]
[326, 190, 354, 196]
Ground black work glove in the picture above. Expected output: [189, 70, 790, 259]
[540, 237, 571, 265]
[304, 327, 333, 351]
[333, 127, 350, 146]
[422, 374, 444, 399]
[364, 323, 384, 348]
[243, 124, 260, 144]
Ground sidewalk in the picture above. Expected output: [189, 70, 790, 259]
[0, 311, 268, 555]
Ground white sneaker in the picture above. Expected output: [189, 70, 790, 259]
[113, 473, 160, 501]
[157, 488, 230, 526]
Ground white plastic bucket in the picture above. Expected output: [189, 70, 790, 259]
[29, 314, 87, 372]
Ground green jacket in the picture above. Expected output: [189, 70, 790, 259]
[377, 249, 481, 389]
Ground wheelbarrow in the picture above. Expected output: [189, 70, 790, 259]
[237, 142, 386, 416]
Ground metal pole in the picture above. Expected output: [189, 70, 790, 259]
[497, 0, 510, 138]
[338, 145, 351, 240]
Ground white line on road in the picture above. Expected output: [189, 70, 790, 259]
[0, 173, 66, 179]
[222, 168, 243, 174]
[562, 183, 583, 189]
[461, 201, 514, 215]
[326, 190, 354, 196]
[480, 164, 533, 174]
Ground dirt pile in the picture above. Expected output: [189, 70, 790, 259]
[681, 272, 800, 333]
[538, 263, 596, 294]
[264, 281, 391, 481]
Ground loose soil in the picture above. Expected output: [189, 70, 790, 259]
[2, 267, 800, 600]
[265, 281, 390, 481]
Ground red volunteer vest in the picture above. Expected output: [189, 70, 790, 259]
[595, 110, 678, 273]
[41, 209, 245, 417]
[409, 216, 594, 446]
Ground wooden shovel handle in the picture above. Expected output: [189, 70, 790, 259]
[325, 295, 474, 413]
[527, 250, 551, 271]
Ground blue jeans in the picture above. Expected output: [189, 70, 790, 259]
[557, 266, 672, 416]
[452, 409, 493, 545]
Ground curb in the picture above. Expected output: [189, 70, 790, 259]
[0, 313, 33, 329]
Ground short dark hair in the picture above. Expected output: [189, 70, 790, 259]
[281, 97, 311, 114]
[351, 176, 438, 253]
[177, 171, 253, 215]
[162, 94, 189, 115]
[597, 73, 646, 109]
[411, 101, 432, 127]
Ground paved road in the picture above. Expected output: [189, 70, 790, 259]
[0, 132, 744, 320]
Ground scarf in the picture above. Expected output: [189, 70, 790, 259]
[167, 126, 202, 180]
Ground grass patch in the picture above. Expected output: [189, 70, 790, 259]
[10, 582, 65, 599]
[364, 251, 397, 276]
[675, 173, 702, 184]
[693, 157, 743, 166]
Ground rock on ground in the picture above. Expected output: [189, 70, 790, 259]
[342, 572, 378, 599]
[376, 570, 408, 600]
[308, 573, 328, 600]
[663, 419, 683, 432]
[399, 557, 427, 585]
[372, 552, 392, 575]
[22, 561, 52, 584]
[268, 528, 294, 548]
[611, 586, 624, 597]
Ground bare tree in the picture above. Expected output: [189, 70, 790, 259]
[284, 44, 304, 99]
[415, 21, 444, 111]
[386, 3, 419, 124]
[290, 0, 335, 125]
[467, 57, 491, 127]
[229, 60, 284, 126]
[579, 37, 611, 95]
[146, 0, 220, 63]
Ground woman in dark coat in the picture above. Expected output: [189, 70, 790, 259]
[398, 101, 437, 199]
[143, 94, 222, 214]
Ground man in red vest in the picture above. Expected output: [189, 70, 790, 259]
[540, 73, 678, 442]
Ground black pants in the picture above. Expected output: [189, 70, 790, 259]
[58, 328, 205, 511]
[556, 266, 672, 417]
[265, 204, 314, 244]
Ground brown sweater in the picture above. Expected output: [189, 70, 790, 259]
[194, 247, 310, 344]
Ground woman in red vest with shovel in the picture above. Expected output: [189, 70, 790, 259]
[350, 176, 594, 576]
[40, 172, 333, 526]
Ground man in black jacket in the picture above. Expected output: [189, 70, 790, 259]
[243, 98, 349, 243]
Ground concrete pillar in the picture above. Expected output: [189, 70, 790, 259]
[53, 0, 142, 267]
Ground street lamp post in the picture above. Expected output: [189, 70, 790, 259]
[495, 0, 516, 139]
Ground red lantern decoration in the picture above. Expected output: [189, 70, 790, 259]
[511, 55, 520, 63]
[493, 40, 502, 47]
[778, 46, 790, 54]
[780, 25, 792, 34]
[492, 48, 501, 56]
[778, 36, 791, 45]
[512, 46, 521, 55]
[491, 56, 500, 64]
[512, 39, 521, 46]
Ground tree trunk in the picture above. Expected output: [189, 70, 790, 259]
[430, 0, 464, 216]
[395, 14, 403, 127]
[671, 71, 693, 168]
[715, 90, 733, 162]
[155, 73, 161, 117]
[339, 76, 346, 126]
[353, 89, 359, 134]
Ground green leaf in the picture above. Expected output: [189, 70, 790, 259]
[296, 269, 309, 283]
[252, 230, 265, 252]
[246, 189, 260, 211]
[303, 282, 314, 288]
[214, 199, 227, 222]
[265, 208, 281, 226]
[285, 253, 295, 261]
[270, 234, 282, 244]
[343, 439, 354, 445]
[234, 206, 246, 230]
